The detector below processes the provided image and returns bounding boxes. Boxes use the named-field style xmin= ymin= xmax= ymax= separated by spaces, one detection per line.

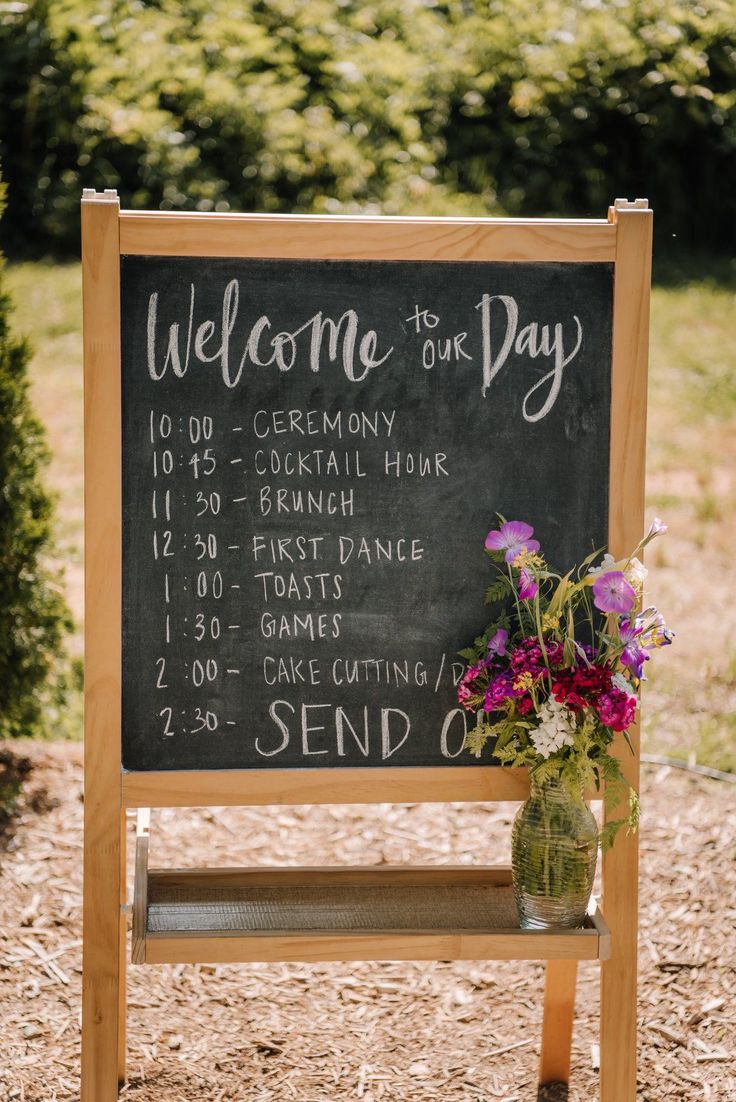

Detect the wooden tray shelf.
xmin=133 ymin=821 xmax=610 ymax=966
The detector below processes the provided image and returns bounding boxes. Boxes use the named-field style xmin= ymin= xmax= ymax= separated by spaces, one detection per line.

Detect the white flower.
xmin=588 ymin=553 xmax=647 ymax=590
xmin=647 ymin=517 xmax=668 ymax=538
xmin=530 ymin=698 xmax=576 ymax=759
xmin=625 ymin=556 xmax=648 ymax=589
xmin=611 ymin=672 xmax=634 ymax=695
xmin=587 ymin=552 xmax=616 ymax=578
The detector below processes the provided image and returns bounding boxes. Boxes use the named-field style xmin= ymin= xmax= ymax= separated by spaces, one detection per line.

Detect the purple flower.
xmin=461 ymin=660 xmax=490 ymax=684
xmin=510 ymin=637 xmax=545 ymax=677
xmin=618 ymin=614 xmax=655 ymax=677
xmin=485 ymin=520 xmax=541 ymax=563
xmin=484 ymin=672 xmax=518 ymax=711
xmin=518 ymin=568 xmax=538 ymax=600
xmin=623 ymin=610 xmax=674 ymax=654
xmin=487 ymin=628 xmax=508 ymax=657
xmin=592 ymin=571 xmax=636 ymax=615
xmin=621 ymin=643 xmax=649 ymax=680
xmin=619 ymin=616 xmax=643 ymax=645
xmin=644 ymin=612 xmax=675 ymax=650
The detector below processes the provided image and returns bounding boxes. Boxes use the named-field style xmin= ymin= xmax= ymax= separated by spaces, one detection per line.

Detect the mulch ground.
xmin=1 ymin=742 xmax=734 ymax=1102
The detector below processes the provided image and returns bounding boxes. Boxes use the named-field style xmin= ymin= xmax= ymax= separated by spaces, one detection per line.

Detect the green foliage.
xmin=599 ymin=791 xmax=639 ymax=852
xmin=0 ymin=172 xmax=76 ymax=738
xmin=0 ymin=747 xmax=33 ymax=828
xmin=444 ymin=0 xmax=736 ymax=254
xmin=1 ymin=0 xmax=734 ymax=255
xmin=485 ymin=574 xmax=512 ymax=606
xmin=464 ymin=722 xmax=493 ymax=759
xmin=0 ymin=0 xmax=482 ymax=254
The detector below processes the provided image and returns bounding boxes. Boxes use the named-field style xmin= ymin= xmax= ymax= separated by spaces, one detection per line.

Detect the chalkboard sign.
xmin=120 ymin=256 xmax=612 ymax=772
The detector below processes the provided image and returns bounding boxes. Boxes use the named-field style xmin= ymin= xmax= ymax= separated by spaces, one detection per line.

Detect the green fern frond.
xmin=484 ymin=576 xmax=511 ymax=605
xmin=464 ymin=724 xmax=492 ymax=758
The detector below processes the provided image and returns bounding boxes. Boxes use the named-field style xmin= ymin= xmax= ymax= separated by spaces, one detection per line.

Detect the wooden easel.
xmin=81 ymin=193 xmax=651 ymax=1100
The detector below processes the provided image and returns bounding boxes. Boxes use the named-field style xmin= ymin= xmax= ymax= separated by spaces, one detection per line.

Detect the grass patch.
xmin=650 ymin=281 xmax=736 ymax=423
xmin=646 ymin=492 xmax=684 ymax=511
xmin=5 ymin=261 xmax=83 ymax=615
xmin=697 ymin=715 xmax=736 ymax=775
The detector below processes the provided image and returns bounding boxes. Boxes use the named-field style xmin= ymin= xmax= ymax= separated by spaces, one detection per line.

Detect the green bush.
xmin=0 ymin=0 xmax=482 ymax=254
xmin=0 ymin=171 xmax=76 ymax=738
xmin=0 ymin=0 xmax=734 ymax=255
xmin=443 ymin=0 xmax=736 ymax=254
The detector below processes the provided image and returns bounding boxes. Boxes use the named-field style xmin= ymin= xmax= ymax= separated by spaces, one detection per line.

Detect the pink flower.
xmin=487 ymin=628 xmax=509 ymax=657
xmin=518 ymin=568 xmax=538 ymax=600
xmin=485 ymin=520 xmax=540 ymax=563
xmin=509 ymin=636 xmax=563 ymax=677
xmin=592 ymin=571 xmax=636 ymax=615
xmin=597 ymin=688 xmax=637 ymax=732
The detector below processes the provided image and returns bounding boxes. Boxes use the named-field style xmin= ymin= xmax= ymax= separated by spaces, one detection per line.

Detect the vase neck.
xmin=529 ymin=774 xmax=584 ymax=802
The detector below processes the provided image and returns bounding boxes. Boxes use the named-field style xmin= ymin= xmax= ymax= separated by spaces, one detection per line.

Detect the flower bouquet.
xmin=458 ymin=518 xmax=673 ymax=929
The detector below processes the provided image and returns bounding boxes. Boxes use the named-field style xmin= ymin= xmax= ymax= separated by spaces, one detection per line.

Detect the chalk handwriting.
xmin=147 ymin=280 xmax=394 ymax=386
xmin=476 ymin=293 xmax=583 ymax=421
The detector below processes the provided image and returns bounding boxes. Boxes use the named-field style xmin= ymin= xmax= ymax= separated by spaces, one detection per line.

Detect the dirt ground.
xmin=1 ymin=742 xmax=734 ymax=1102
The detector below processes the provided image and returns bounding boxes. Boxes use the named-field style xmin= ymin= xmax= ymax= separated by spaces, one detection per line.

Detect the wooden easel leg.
xmin=539 ymin=959 xmax=577 ymax=1091
xmin=599 ymin=199 xmax=649 ymax=1102
xmin=118 ymin=810 xmax=127 ymax=1085
xmin=600 ymin=823 xmax=638 ymax=1102
xmin=81 ymin=786 xmax=123 ymax=1102
xmin=81 ymin=189 xmax=123 ymax=1102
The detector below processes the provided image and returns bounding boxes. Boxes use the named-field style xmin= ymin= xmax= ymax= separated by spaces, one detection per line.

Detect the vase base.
xmin=517 ymin=893 xmax=590 ymax=930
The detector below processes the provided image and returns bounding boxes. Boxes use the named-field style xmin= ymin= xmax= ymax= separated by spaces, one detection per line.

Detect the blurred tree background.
xmin=1 ymin=0 xmax=734 ymax=258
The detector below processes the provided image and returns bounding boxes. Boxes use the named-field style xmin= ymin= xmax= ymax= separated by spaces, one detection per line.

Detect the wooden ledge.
xmin=122 ymin=765 xmax=533 ymax=808
xmin=132 ymin=856 xmax=611 ymax=965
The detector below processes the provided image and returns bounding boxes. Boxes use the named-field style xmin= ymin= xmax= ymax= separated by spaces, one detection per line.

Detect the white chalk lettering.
xmin=381 ymin=708 xmax=411 ymax=760
xmin=335 ymin=707 xmax=370 ymax=757
xmin=256 ymin=700 xmax=292 ymax=756
xmin=146 ymin=281 xmax=394 ymax=386
xmin=476 ymin=293 xmax=583 ymax=420
xmin=440 ymin=708 xmax=469 ymax=759
xmin=301 ymin=704 xmax=331 ymax=756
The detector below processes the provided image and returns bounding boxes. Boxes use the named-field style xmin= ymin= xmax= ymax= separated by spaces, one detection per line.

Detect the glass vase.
xmin=511 ymin=775 xmax=598 ymax=930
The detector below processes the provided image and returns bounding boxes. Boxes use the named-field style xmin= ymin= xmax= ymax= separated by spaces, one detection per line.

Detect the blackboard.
xmin=120 ymin=256 xmax=612 ymax=772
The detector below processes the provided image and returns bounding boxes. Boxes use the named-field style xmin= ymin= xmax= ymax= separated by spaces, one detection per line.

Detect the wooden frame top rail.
xmin=118 ymin=210 xmax=617 ymax=262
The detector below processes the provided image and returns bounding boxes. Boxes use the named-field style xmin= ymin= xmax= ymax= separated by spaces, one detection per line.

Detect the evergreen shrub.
xmin=0 ymin=171 xmax=76 ymax=738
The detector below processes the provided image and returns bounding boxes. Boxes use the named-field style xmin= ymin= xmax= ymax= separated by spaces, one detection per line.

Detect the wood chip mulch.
xmin=1 ymin=742 xmax=734 ymax=1102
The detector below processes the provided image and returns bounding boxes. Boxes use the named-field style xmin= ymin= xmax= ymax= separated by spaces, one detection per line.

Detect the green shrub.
xmin=0 ymin=0 xmax=734 ymax=255
xmin=0 ymin=170 xmax=76 ymax=738
xmin=444 ymin=0 xmax=736 ymax=254
xmin=0 ymin=0 xmax=482 ymax=254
